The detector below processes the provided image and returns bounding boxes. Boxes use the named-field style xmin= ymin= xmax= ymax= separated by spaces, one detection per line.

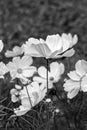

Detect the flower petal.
xmin=62 ymin=33 xmax=71 ymax=52
xmin=75 ymin=60 xmax=87 ymax=76
xmin=22 ymin=66 xmax=36 ymax=77
xmin=19 ymin=55 xmax=33 ymax=69
xmin=33 ymin=76 xmax=46 ymax=83
xmin=46 ymin=34 xmax=62 ymax=52
xmin=14 ymin=105 xmax=29 ymax=116
xmin=0 ymin=62 xmax=9 ymax=75
xmin=50 ymin=62 xmax=64 ymax=81
xmin=67 ymin=88 xmax=79 ymax=99
xmin=67 ymin=71 xmax=80 ymax=81
xmin=81 ymin=76 xmax=87 ymax=92
xmin=38 ymin=66 xmax=47 ymax=78
xmin=11 ymin=95 xmax=19 ymax=103
xmin=63 ymin=79 xmax=80 ymax=92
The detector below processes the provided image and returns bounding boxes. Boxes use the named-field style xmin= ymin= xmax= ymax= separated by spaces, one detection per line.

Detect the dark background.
xmin=0 ymin=0 xmax=87 ymax=130
xmin=0 ymin=0 xmax=87 ymax=56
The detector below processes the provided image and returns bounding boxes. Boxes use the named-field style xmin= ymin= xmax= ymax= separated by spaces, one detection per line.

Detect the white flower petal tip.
xmin=24 ymin=33 xmax=78 ymax=59
xmin=0 ymin=40 xmax=4 ymax=52
xmin=5 ymin=45 xmax=24 ymax=58
xmin=14 ymin=105 xmax=29 ymax=116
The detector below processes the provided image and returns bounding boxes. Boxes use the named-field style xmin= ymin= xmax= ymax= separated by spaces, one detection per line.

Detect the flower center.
xmin=49 ymin=77 xmax=54 ymax=81
xmin=17 ymin=68 xmax=23 ymax=74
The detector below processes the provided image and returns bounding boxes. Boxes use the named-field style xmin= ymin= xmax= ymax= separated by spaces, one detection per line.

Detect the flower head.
xmin=24 ymin=34 xmax=78 ymax=59
xmin=63 ymin=60 xmax=87 ymax=99
xmin=33 ymin=62 xmax=65 ymax=89
xmin=6 ymin=55 xmax=37 ymax=80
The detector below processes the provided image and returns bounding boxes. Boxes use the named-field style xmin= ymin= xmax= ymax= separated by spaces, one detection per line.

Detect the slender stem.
xmin=46 ymin=59 xmax=49 ymax=94
xmin=25 ymin=86 xmax=32 ymax=108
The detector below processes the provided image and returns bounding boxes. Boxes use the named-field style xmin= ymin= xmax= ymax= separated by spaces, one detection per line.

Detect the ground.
xmin=0 ymin=0 xmax=87 ymax=130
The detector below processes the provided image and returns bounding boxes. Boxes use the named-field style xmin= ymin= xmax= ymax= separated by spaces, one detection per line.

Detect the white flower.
xmin=33 ymin=62 xmax=65 ymax=89
xmin=6 ymin=55 xmax=37 ymax=80
xmin=0 ymin=40 xmax=4 ymax=52
xmin=0 ymin=62 xmax=8 ymax=78
xmin=24 ymin=34 xmax=78 ymax=59
xmin=63 ymin=60 xmax=87 ymax=99
xmin=5 ymin=45 xmax=24 ymax=57
xmin=14 ymin=82 xmax=47 ymax=116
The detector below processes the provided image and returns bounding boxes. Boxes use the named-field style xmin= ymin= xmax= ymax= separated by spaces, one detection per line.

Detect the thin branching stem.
xmin=46 ymin=59 xmax=49 ymax=94
xmin=25 ymin=85 xmax=32 ymax=108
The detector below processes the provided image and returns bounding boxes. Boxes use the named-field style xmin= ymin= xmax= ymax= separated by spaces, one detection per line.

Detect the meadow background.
xmin=0 ymin=0 xmax=87 ymax=130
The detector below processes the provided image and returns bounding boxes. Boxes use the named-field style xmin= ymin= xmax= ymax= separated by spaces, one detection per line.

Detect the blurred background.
xmin=0 ymin=0 xmax=87 ymax=56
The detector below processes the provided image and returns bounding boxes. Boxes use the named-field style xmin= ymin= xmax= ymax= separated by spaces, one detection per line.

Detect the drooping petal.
xmin=67 ymin=71 xmax=80 ymax=81
xmin=55 ymin=48 xmax=75 ymax=58
xmin=62 ymin=48 xmax=75 ymax=57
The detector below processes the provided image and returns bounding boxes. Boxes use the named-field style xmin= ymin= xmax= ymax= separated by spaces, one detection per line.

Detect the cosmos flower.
xmin=0 ymin=62 xmax=9 ymax=78
xmin=0 ymin=40 xmax=4 ymax=52
xmin=23 ymin=33 xmax=78 ymax=59
xmin=63 ymin=60 xmax=87 ymax=99
xmin=5 ymin=45 xmax=24 ymax=57
xmin=33 ymin=62 xmax=65 ymax=89
xmin=14 ymin=82 xmax=47 ymax=116
xmin=6 ymin=55 xmax=37 ymax=80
